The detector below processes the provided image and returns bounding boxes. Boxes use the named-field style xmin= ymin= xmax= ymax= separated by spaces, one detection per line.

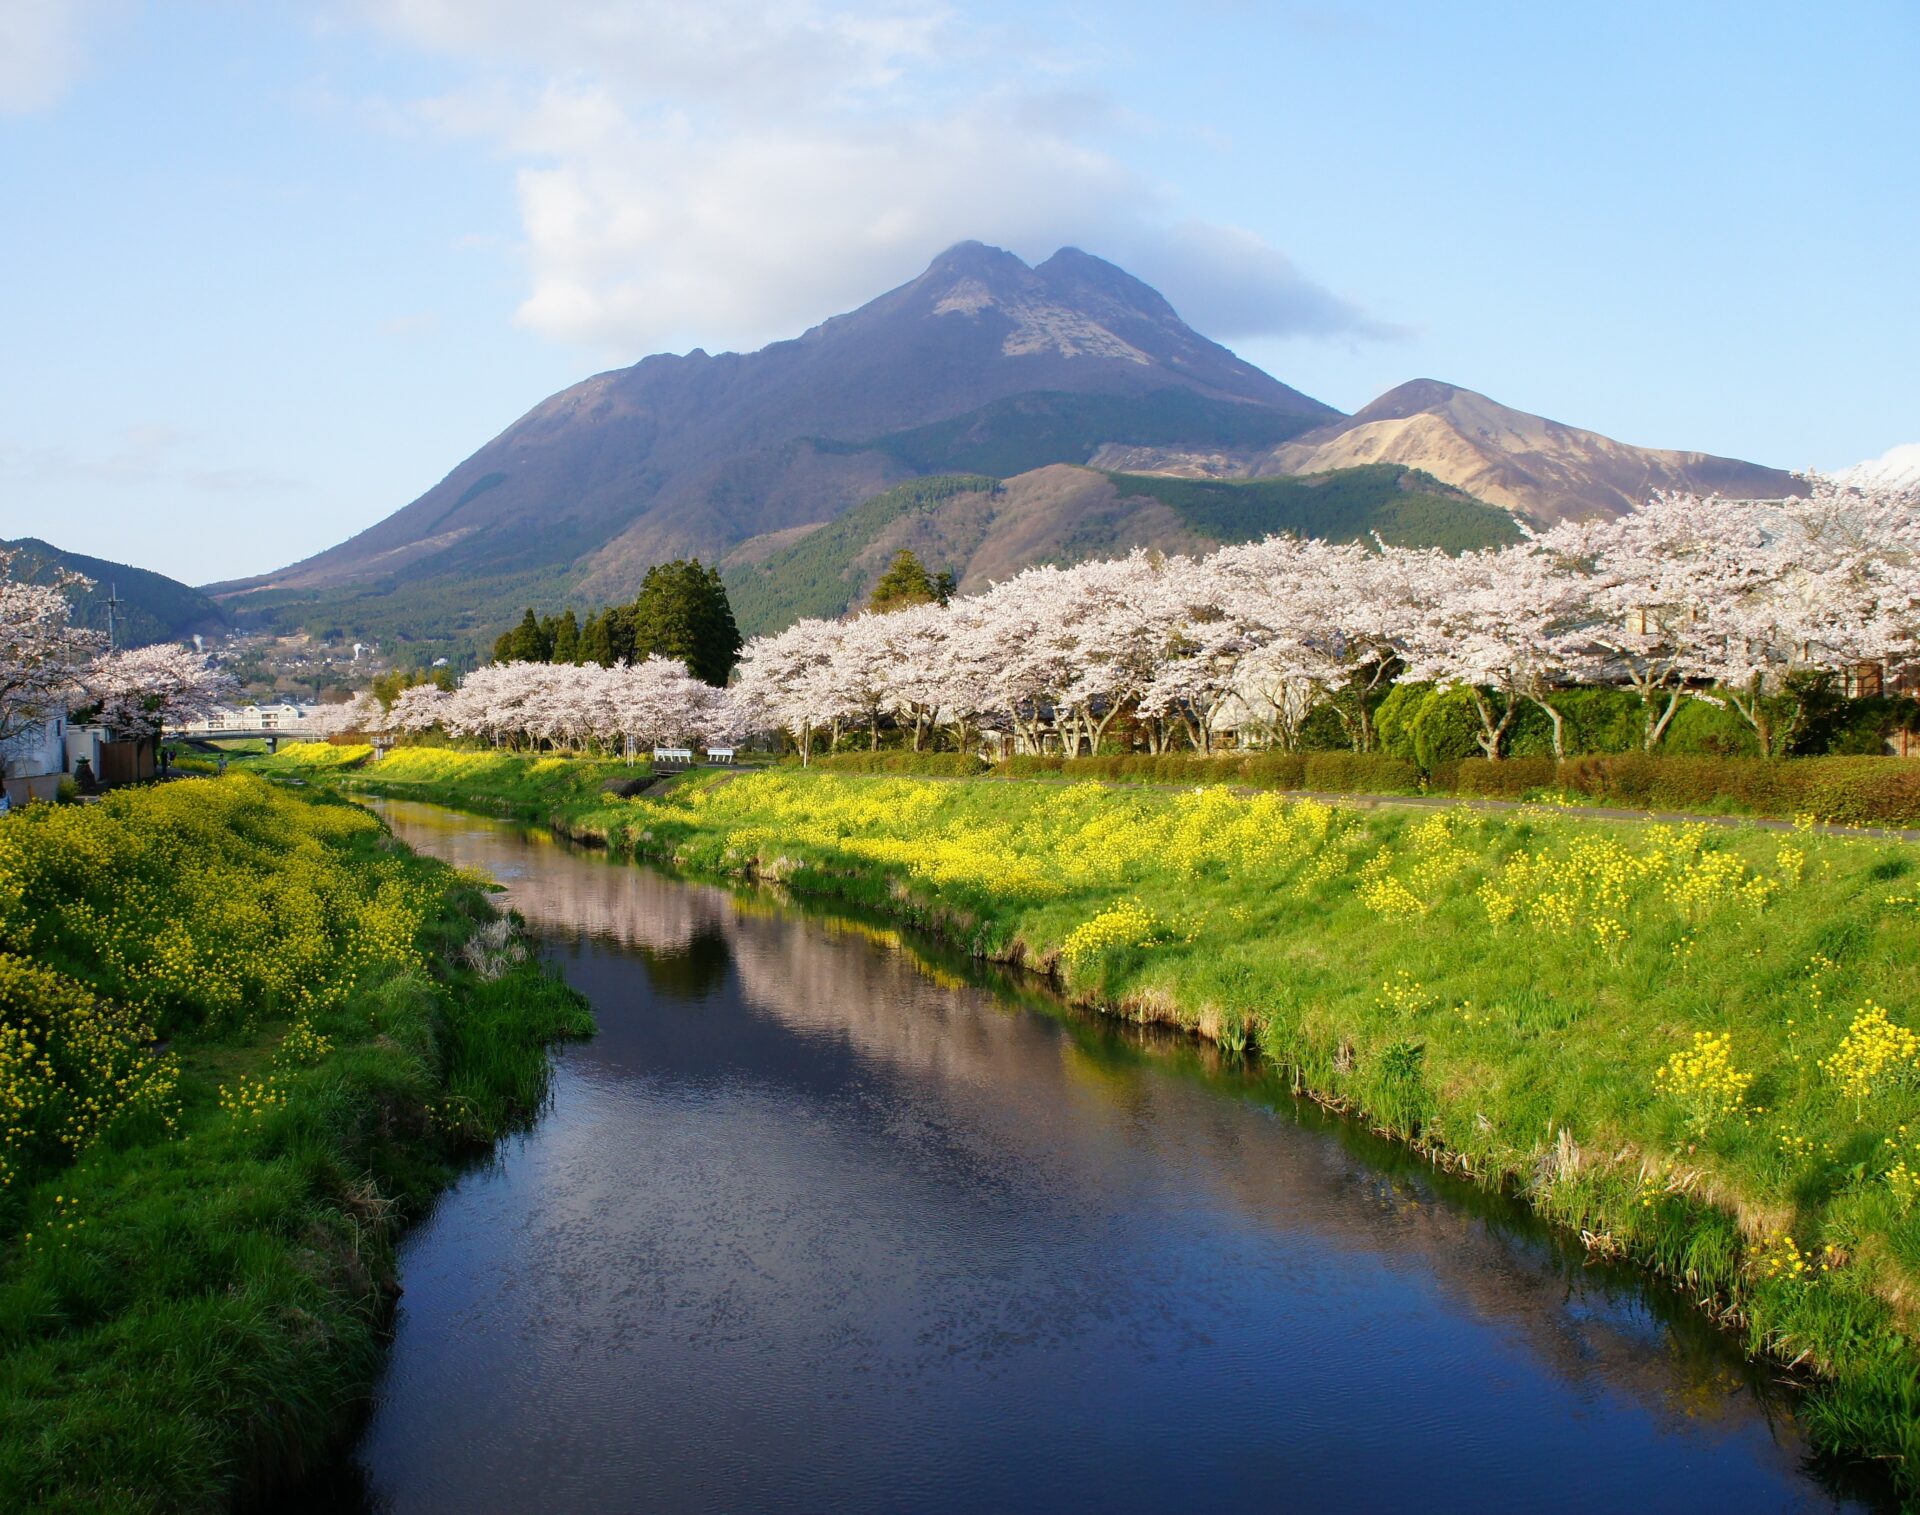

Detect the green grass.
xmin=0 ymin=781 xmax=592 ymax=1510
xmin=332 ymin=755 xmax=1920 ymax=1489
xmin=259 ymin=744 xmax=653 ymax=825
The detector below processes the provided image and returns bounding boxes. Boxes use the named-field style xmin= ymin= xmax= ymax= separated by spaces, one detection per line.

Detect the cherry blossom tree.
xmin=87 ymin=644 xmax=240 ymax=739
xmin=1534 ymin=492 xmax=1771 ymax=750
xmin=1400 ymin=541 xmax=1605 ymax=760
xmin=383 ymin=682 xmax=453 ymax=736
xmin=305 ymin=691 xmax=381 ymax=738
xmin=0 ymin=548 xmax=101 ymax=746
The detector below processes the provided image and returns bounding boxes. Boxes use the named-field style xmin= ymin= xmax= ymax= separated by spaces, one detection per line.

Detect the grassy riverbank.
xmin=254 ymin=743 xmax=644 ymax=823
xmin=298 ymin=748 xmax=1920 ymax=1488
xmin=0 ymin=776 xmax=591 ymax=1511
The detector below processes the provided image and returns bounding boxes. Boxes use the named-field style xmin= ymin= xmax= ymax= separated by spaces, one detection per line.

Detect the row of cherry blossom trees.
xmin=727 ymin=476 xmax=1920 ymax=762
xmin=24 ymin=474 xmax=1900 ymax=771
xmin=364 ymin=657 xmax=735 ymax=753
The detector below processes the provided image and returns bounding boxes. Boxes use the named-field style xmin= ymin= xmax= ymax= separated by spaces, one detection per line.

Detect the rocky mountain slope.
xmin=213 ymin=245 xmax=1797 ymax=648
xmin=214 ymin=243 xmax=1332 ymax=641
xmin=1095 ymin=379 xmax=1798 ymax=523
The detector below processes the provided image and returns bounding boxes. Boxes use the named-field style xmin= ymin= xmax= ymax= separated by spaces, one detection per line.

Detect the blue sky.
xmin=2 ymin=1 xmax=1915 ymax=584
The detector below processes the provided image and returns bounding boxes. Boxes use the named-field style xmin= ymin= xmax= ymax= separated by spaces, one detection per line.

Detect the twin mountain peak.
xmin=220 ymin=242 xmax=1794 ymax=639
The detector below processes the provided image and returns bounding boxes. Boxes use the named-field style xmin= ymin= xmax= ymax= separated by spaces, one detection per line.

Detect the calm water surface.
xmin=330 ymin=800 xmax=1882 ymax=1513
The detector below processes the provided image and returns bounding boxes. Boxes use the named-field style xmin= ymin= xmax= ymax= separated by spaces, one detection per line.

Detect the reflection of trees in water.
xmin=377 ymin=801 xmax=734 ymax=956
xmin=633 ymin=927 xmax=733 ymax=999
xmin=382 ymin=801 xmax=1811 ymax=1462
xmin=716 ymin=911 xmax=1795 ymax=1440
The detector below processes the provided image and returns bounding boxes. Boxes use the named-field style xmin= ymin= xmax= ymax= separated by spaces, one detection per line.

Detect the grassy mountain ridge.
xmin=3 ymin=537 xmax=227 ymax=647
xmin=722 ymin=463 xmax=1521 ymax=636
xmin=723 ymin=475 xmax=1000 ymax=633
xmin=1105 ymin=465 xmax=1525 ymax=552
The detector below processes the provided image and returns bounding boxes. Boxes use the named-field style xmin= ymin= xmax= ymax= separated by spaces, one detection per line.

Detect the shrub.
xmin=1303 ymin=752 xmax=1420 ymax=794
xmin=1409 ymin=685 xmax=1486 ymax=769
xmin=1798 ymin=694 xmax=1920 ymax=757
xmin=1372 ymin=681 xmax=1431 ymax=762
xmin=1432 ymin=754 xmax=1920 ymax=825
xmin=1295 ymin=702 xmax=1351 ymax=751
xmin=1664 ymin=697 xmax=1761 ymax=757
xmin=1543 ymin=687 xmax=1643 ymax=755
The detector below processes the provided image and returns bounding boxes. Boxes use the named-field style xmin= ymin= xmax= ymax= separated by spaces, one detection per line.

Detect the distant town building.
xmin=176 ymin=703 xmax=315 ymax=735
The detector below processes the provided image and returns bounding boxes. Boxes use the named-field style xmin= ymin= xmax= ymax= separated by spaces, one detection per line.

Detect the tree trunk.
xmin=1469 ymin=688 xmax=1516 ymax=760
xmin=1526 ymin=695 xmax=1566 ymax=762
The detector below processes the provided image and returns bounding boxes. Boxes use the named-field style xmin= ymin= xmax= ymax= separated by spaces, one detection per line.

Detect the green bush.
xmin=1797 ymin=694 xmax=1920 ymax=757
xmin=1372 ymin=681 xmax=1431 ymax=762
xmin=1409 ymin=685 xmax=1486 ymax=769
xmin=1302 ymin=751 xmax=1420 ymax=793
xmin=1662 ymin=697 xmax=1761 ymax=757
xmin=1295 ymin=702 xmax=1351 ymax=751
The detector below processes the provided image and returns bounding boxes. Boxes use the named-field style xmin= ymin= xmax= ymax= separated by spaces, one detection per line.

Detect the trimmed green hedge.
xmin=809 ymin=751 xmax=990 ymax=776
xmin=1433 ymin=754 xmax=1920 ymax=826
xmin=996 ymin=751 xmax=1422 ymax=794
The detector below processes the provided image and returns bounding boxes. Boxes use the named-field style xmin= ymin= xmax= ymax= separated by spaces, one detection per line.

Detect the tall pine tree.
xmin=868 ymin=549 xmax=951 ymax=612
xmin=619 ymin=560 xmax=742 ymax=685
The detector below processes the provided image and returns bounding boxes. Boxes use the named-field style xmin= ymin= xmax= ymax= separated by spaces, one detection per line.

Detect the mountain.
xmin=3 ymin=537 xmax=226 ymax=648
xmin=1839 ymin=443 xmax=1920 ymax=491
xmin=216 ymin=246 xmax=1798 ymax=649
xmin=214 ymin=243 xmax=1334 ymax=643
xmin=1094 ymin=379 xmax=1799 ymax=524
xmin=723 ymin=462 xmax=1521 ymax=636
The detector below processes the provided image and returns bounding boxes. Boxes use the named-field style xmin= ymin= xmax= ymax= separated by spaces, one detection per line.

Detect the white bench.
xmin=706 ymin=747 xmax=736 ymax=764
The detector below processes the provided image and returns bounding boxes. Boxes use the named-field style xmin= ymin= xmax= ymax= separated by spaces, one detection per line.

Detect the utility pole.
xmin=104 ymin=581 xmax=125 ymax=652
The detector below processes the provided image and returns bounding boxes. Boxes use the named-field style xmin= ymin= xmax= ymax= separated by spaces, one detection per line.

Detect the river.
xmin=317 ymin=800 xmax=1882 ymax=1513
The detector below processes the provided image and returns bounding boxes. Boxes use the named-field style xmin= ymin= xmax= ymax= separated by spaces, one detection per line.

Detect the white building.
xmin=1 ymin=711 xmax=70 ymax=803
xmin=176 ymin=703 xmax=315 ymax=735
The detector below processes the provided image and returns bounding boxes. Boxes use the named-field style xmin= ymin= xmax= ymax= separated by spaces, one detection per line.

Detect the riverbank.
xmin=0 ymin=777 xmax=592 ymax=1511
xmin=282 ymin=749 xmax=1920 ymax=1490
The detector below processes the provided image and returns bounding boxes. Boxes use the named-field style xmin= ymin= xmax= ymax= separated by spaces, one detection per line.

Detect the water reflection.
xmin=340 ymin=801 xmax=1883 ymax=1514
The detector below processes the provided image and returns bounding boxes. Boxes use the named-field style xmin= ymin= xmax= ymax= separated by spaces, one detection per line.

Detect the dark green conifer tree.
xmin=619 ymin=559 xmax=742 ymax=685
xmin=579 ymin=610 xmax=615 ymax=667
xmin=868 ymin=549 xmax=949 ymax=612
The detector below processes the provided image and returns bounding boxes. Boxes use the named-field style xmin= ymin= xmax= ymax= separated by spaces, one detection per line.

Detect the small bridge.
xmin=169 ymin=730 xmax=297 ymax=747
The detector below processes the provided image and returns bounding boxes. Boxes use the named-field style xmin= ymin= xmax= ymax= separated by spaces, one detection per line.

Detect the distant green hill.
xmin=723 ymin=475 xmax=999 ymax=633
xmin=1103 ymin=464 xmax=1525 ymax=553
xmin=722 ymin=462 xmax=1521 ymax=637
xmin=3 ymin=537 xmax=227 ymax=647
xmin=223 ymin=564 xmax=575 ymax=665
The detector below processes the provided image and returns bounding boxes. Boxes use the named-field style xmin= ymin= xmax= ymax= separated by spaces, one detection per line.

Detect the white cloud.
xmin=1837 ymin=442 xmax=1920 ymax=489
xmin=346 ymin=0 xmax=1395 ymax=356
xmin=0 ymin=0 xmax=120 ymax=115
